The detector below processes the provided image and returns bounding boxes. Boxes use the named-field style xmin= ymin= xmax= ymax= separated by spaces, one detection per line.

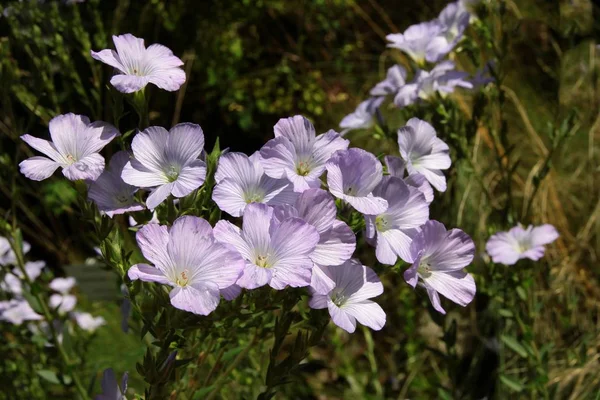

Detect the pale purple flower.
xmin=73 ymin=312 xmax=106 ymax=332
xmin=212 ymin=152 xmax=297 ymax=217
xmin=49 ymin=277 xmax=76 ymax=294
xmin=386 ymin=20 xmax=450 ymax=64
xmin=309 ymin=260 xmax=385 ymax=333
xmin=260 ymin=115 xmax=349 ymax=191
xmin=128 ymin=216 xmax=245 ymax=315
xmin=339 ymin=97 xmax=384 ymax=132
xmin=365 ymin=176 xmax=429 ymax=264
xmin=220 ymin=284 xmax=242 ymax=301
xmin=326 ymin=148 xmax=388 ymax=215
xmin=398 ymin=118 xmax=451 ymax=191
xmin=384 ymin=155 xmax=434 ymax=204
xmin=272 ymin=188 xmax=356 ymax=294
xmin=370 ymin=65 xmax=407 ymax=96
xmin=404 ymin=220 xmax=476 ymax=314
xmin=436 ymin=1 xmax=471 ymax=53
xmin=95 ymin=368 xmax=128 ymax=400
xmin=394 ymin=62 xmax=473 ymax=107
xmin=50 ymin=293 xmax=77 ymax=314
xmin=0 ymin=237 xmax=30 ymax=266
xmin=213 ymin=203 xmax=319 ymax=290
xmin=485 ymin=224 xmax=559 ymax=265
xmin=0 ymin=299 xmax=43 ymax=325
xmin=89 ymin=151 xmax=144 ymax=217
xmin=91 ymin=33 xmax=185 ymax=93
xmin=121 ymin=123 xmax=206 ymax=210
xmin=20 ymin=113 xmax=119 ymax=181
xmin=471 ymin=62 xmax=495 ymax=88
xmin=1 ymin=261 xmax=46 ymax=295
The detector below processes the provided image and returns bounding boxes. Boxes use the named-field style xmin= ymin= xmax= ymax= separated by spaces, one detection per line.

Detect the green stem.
xmin=205 ymin=332 xmax=258 ymax=400
xmin=9 ymin=232 xmax=90 ymax=400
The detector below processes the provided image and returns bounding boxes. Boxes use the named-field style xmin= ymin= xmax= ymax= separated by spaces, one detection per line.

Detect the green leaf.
xmin=501 ymin=335 xmax=528 ymax=358
xmin=498 ymin=308 xmax=513 ymax=317
xmin=437 ymin=387 xmax=453 ymax=400
xmin=193 ymin=385 xmax=215 ymax=399
xmin=516 ymin=286 xmax=527 ymax=301
xmin=37 ymin=369 xmax=60 ymax=384
xmin=500 ymin=374 xmax=524 ymax=392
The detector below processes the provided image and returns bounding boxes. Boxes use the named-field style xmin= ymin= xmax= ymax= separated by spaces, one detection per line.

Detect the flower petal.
xmin=19 ymin=157 xmax=60 ymax=181
xmin=169 ymin=285 xmax=220 ymax=315
xmin=62 ymin=153 xmax=105 ymax=181
xmin=128 ymin=264 xmax=170 ymax=285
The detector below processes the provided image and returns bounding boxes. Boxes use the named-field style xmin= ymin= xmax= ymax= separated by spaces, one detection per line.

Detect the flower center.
xmin=296 ymin=161 xmax=311 ymax=176
xmin=417 ymin=259 xmax=432 ymax=278
xmin=345 ymin=186 xmax=354 ymax=196
xmin=165 ymin=165 xmax=180 ymax=182
xmin=375 ymin=215 xmax=389 ymax=231
xmin=65 ymin=154 xmax=76 ymax=165
xmin=330 ymin=289 xmax=346 ymax=307
xmin=115 ymin=194 xmax=131 ymax=205
xmin=255 ymin=255 xmax=270 ymax=268
xmin=244 ymin=187 xmax=265 ymax=204
xmin=175 ymin=269 xmax=190 ymax=287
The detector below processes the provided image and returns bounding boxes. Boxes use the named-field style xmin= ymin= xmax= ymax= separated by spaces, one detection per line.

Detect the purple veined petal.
xmin=48 ymin=113 xmax=90 ymax=158
xmin=77 ymin=121 xmax=120 ymax=157
xmin=327 ymin=300 xmax=357 ymax=333
xmin=128 ymin=264 xmax=171 ymax=285
xmin=394 ymin=83 xmax=419 ymax=107
xmin=339 ymin=98 xmax=384 ymax=131
xmin=405 ymin=174 xmax=434 ymax=204
xmin=273 ymin=115 xmax=316 ymax=156
xmin=345 ymin=194 xmax=388 ymax=215
xmin=21 ymin=134 xmax=63 ymax=163
xmin=341 ymin=301 xmax=386 ymax=331
xmin=380 ymin=228 xmax=418 ymax=264
xmin=213 ymin=220 xmax=253 ymax=260
xmin=260 ymin=177 xmax=299 ymax=207
xmin=485 ymin=231 xmax=520 ymax=265
xmin=122 ymin=160 xmax=169 ymax=188
xmin=146 ymin=63 xmax=186 ymax=92
xmin=308 ymin=292 xmax=329 ymax=309
xmin=425 ymin=35 xmax=452 ymax=63
xmin=165 ymin=123 xmax=204 ymax=167
xmin=386 ymin=20 xmax=443 ymax=63
xmin=312 ymin=220 xmax=356 ymax=266
xmin=110 ymin=74 xmax=150 ymax=93
xmin=235 ymin=263 xmax=273 ymax=289
xmin=169 ymin=284 xmax=220 ymax=316
xmin=404 ymin=252 xmax=422 ymax=287
xmin=311 ymin=130 xmax=350 ymax=167
xmin=145 ymin=44 xmax=184 ymax=69
xmin=423 ymin=270 xmax=476 ymax=307
xmin=259 ymin=137 xmax=297 ymax=180
xmin=370 ymin=65 xmax=407 ymax=96
xmin=19 ymin=157 xmax=60 ymax=181
xmin=384 ymin=155 xmax=406 ymax=178
xmin=220 ymin=284 xmax=242 ymax=301
xmin=212 ymin=178 xmax=249 ymax=217
xmin=375 ymin=230 xmax=401 ymax=265
xmin=145 ymin=183 xmax=174 ymax=209
xmin=135 ymin=223 xmax=174 ymax=272
xmin=241 ymin=203 xmax=274 ymax=253
xmin=310 ymin=264 xmax=336 ymax=295
xmin=90 ymin=49 xmax=125 ymax=72
xmin=62 ymin=153 xmax=105 ymax=181
xmin=530 ymin=224 xmax=559 ymax=247
xmin=215 ymin=152 xmax=262 ymax=184
xmin=423 ymin=281 xmax=446 ymax=314
xmin=413 ymin=221 xmax=475 ymax=271
xmin=283 ymin=166 xmax=323 ymax=193
xmin=112 ymin=34 xmax=146 ymax=69
xmin=130 ymin=127 xmax=170 ymax=172
xmin=345 ymin=265 xmax=384 ymax=303
xmin=294 ymin=188 xmax=337 ymax=234
xmin=268 ymin=218 xmax=319 ymax=289
xmin=171 ymin=159 xmax=206 ymax=197
xmin=413 ymin=168 xmax=447 ymax=192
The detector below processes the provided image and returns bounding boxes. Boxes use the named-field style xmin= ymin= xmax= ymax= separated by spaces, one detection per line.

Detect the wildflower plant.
xmin=0 ymin=0 xmax=566 ymax=398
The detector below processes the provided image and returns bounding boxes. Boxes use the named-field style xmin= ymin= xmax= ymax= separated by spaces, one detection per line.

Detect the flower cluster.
xmin=340 ymin=0 xmax=489 ymax=132
xmin=18 ymin=32 xmax=482 ymax=336
xmin=0 ymin=237 xmax=105 ymax=332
